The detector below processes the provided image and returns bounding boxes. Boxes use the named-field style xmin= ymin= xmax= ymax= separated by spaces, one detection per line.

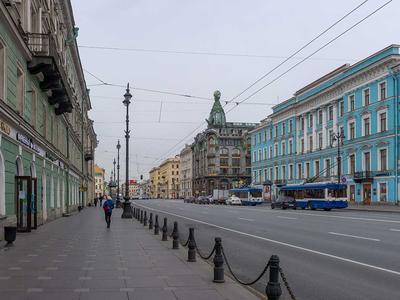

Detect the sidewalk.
xmin=346 ymin=202 xmax=400 ymax=213
xmin=0 ymin=207 xmax=260 ymax=300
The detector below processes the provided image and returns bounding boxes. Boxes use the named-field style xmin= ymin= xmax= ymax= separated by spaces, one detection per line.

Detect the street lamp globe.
xmin=123 ymin=83 xmax=132 ymax=106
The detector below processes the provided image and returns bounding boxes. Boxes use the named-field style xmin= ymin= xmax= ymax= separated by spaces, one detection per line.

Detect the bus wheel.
xmin=301 ymin=207 xmax=305 ymax=210
xmin=324 ymin=208 xmax=332 ymax=211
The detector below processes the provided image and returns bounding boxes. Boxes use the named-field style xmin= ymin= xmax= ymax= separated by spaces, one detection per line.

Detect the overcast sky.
xmin=70 ymin=0 xmax=399 ymax=182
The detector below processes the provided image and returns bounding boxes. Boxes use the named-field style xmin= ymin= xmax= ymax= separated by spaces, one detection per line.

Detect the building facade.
xmin=158 ymin=156 xmax=180 ymax=199
xmin=0 ymin=0 xmax=96 ymax=236
xmin=251 ymin=45 xmax=400 ymax=204
xmin=149 ymin=166 xmax=160 ymax=198
xmin=179 ymin=144 xmax=192 ymax=199
xmin=192 ymin=91 xmax=256 ymax=196
xmin=94 ymin=164 xmax=105 ymax=198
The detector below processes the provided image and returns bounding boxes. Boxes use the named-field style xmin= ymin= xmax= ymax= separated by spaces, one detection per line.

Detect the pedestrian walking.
xmin=94 ymin=197 xmax=98 ymax=207
xmin=103 ymin=196 xmax=114 ymax=228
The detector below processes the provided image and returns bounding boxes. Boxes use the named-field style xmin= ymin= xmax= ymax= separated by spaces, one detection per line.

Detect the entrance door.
xmin=363 ymin=184 xmax=372 ymax=205
xmin=15 ymin=176 xmax=37 ymax=232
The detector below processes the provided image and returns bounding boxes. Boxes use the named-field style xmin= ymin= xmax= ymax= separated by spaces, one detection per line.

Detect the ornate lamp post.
xmin=116 ymin=140 xmax=121 ymax=206
xmin=121 ymin=83 xmax=133 ymax=218
xmin=331 ymin=132 xmax=345 ymax=184
xmin=113 ymin=158 xmax=116 ymax=184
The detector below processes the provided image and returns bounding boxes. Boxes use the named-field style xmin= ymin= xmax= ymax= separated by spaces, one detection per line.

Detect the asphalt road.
xmin=133 ymin=199 xmax=400 ymax=300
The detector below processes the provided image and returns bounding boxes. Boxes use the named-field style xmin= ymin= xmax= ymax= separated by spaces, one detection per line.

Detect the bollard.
xmin=154 ymin=215 xmax=159 ymax=235
xmin=133 ymin=207 xmax=136 ymax=218
xmin=137 ymin=209 xmax=140 ymax=220
xmin=162 ymin=217 xmax=168 ymax=241
xmin=140 ymin=211 xmax=144 ymax=224
xmin=213 ymin=237 xmax=224 ymax=283
xmin=144 ymin=211 xmax=148 ymax=226
xmin=135 ymin=208 xmax=139 ymax=220
xmin=149 ymin=212 xmax=153 ymax=230
xmin=187 ymin=228 xmax=196 ymax=262
xmin=265 ymin=255 xmax=282 ymax=300
xmin=172 ymin=221 xmax=179 ymax=249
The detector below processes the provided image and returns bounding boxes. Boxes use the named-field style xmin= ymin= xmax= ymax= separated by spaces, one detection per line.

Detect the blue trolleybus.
xmin=279 ymin=183 xmax=348 ymax=211
xmin=229 ymin=187 xmax=263 ymax=206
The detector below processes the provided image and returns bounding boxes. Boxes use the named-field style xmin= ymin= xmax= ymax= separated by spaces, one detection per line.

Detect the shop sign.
xmin=16 ymin=133 xmax=45 ymax=157
xmin=0 ymin=119 xmax=11 ymax=135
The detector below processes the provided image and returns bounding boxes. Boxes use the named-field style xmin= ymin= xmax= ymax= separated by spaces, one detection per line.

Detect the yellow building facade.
xmin=149 ymin=167 xmax=160 ymax=198
xmin=158 ymin=156 xmax=180 ymax=199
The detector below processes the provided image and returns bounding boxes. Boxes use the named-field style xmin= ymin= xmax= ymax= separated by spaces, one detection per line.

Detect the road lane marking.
xmin=328 ymin=232 xmax=380 ymax=242
xmin=135 ymin=202 xmax=400 ymax=277
xmin=228 ymin=210 xmax=238 ymax=213
xmin=214 ymin=206 xmax=400 ymax=224
xmin=277 ymin=216 xmax=297 ymax=220
xmin=238 ymin=218 xmax=254 ymax=222
xmin=389 ymin=228 xmax=400 ymax=232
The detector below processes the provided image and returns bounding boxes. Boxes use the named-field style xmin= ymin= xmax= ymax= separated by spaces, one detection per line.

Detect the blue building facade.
xmin=251 ymin=45 xmax=400 ymax=204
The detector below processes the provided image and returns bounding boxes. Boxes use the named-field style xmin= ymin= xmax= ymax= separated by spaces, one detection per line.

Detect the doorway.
xmin=363 ymin=184 xmax=372 ymax=205
xmin=15 ymin=176 xmax=37 ymax=232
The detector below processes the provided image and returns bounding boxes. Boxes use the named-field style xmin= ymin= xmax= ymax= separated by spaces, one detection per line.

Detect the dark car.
xmin=271 ymin=196 xmax=297 ymax=210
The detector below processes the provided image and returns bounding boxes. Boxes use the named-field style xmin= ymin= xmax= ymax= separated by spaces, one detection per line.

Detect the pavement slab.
xmin=0 ymin=207 xmax=260 ymax=300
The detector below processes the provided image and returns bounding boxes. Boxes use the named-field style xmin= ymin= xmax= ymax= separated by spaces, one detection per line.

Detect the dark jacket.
xmin=103 ymin=199 xmax=114 ymax=213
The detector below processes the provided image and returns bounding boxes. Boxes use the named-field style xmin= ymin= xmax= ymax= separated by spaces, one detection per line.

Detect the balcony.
xmin=353 ymin=171 xmax=373 ymax=183
xmin=84 ymin=148 xmax=94 ymax=161
xmin=25 ymin=33 xmax=73 ymax=115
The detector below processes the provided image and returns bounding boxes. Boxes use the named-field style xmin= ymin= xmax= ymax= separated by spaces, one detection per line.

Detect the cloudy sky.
xmin=70 ymin=0 xmax=399 ymax=181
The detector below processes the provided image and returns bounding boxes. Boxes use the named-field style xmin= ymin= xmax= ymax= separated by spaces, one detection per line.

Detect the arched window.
xmin=220 ymin=148 xmax=229 ymax=156
xmin=232 ymin=148 xmax=241 ymax=156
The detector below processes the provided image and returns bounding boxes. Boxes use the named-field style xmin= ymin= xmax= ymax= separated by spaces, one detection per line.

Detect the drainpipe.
xmin=389 ymin=66 xmax=399 ymax=205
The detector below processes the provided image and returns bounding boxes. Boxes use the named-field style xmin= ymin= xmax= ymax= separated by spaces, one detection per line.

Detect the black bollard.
xmin=265 ymin=255 xmax=282 ymax=300
xmin=213 ymin=237 xmax=224 ymax=283
xmin=162 ymin=217 xmax=168 ymax=241
xmin=154 ymin=215 xmax=159 ymax=235
xmin=149 ymin=212 xmax=153 ymax=230
xmin=135 ymin=208 xmax=139 ymax=220
xmin=137 ymin=209 xmax=140 ymax=220
xmin=172 ymin=221 xmax=179 ymax=249
xmin=133 ymin=207 xmax=136 ymax=218
xmin=140 ymin=211 xmax=144 ymax=224
xmin=144 ymin=211 xmax=148 ymax=226
xmin=187 ymin=228 xmax=196 ymax=262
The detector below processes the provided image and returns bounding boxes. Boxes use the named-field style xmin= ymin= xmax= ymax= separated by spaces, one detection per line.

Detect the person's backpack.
xmin=103 ymin=201 xmax=111 ymax=213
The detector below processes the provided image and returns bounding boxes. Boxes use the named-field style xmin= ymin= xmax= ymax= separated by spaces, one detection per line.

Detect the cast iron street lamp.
xmin=113 ymin=158 xmax=116 ymax=183
xmin=331 ymin=132 xmax=345 ymax=184
xmin=121 ymin=83 xmax=133 ymax=218
xmin=116 ymin=140 xmax=121 ymax=206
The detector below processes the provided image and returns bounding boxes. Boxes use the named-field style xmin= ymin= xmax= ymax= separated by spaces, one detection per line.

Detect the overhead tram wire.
xmin=225 ymin=0 xmax=393 ymax=115
xmin=225 ymin=0 xmax=369 ymax=105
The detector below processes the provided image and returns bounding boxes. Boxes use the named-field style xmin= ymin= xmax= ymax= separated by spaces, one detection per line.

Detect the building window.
xmin=270 ymin=168 xmax=273 ymax=181
xmin=16 ymin=65 xmax=24 ymax=115
xmin=315 ymin=160 xmax=320 ymax=177
xmin=289 ymin=139 xmax=293 ymax=155
xmin=339 ymin=101 xmax=344 ymax=117
xmin=275 ymin=125 xmax=278 ymax=137
xmin=275 ymin=167 xmax=279 ymax=180
xmin=328 ymin=130 xmax=334 ymax=146
xmin=379 ymin=112 xmax=387 ymax=132
xmin=318 ymin=133 xmax=323 ymax=149
xmin=379 ymin=148 xmax=387 ymax=171
xmin=363 ymin=117 xmax=370 ymax=136
xmin=328 ymin=106 xmax=333 ymax=121
xmin=301 ymin=138 xmax=304 ymax=153
xmin=264 ymin=130 xmax=267 ymax=142
xmin=379 ymin=182 xmax=387 ymax=201
xmin=282 ymin=141 xmax=286 ymax=156
xmin=289 ymin=120 xmax=293 ymax=133
xmin=258 ymin=149 xmax=262 ymax=161
xmin=349 ymin=94 xmax=355 ymax=112
xmin=349 ymin=154 xmax=356 ymax=175
xmin=274 ymin=144 xmax=278 ymax=157
xmin=282 ymin=122 xmax=286 ymax=135
xmin=301 ymin=117 xmax=304 ymax=131
xmin=31 ymin=88 xmax=37 ymax=128
xmin=282 ymin=165 xmax=286 ymax=180
xmin=264 ymin=169 xmax=268 ymax=181
xmin=309 ymin=114 xmax=313 ymax=128
xmin=305 ymin=162 xmax=310 ymax=178
xmin=253 ymin=151 xmax=256 ymax=162
xmin=289 ymin=164 xmax=293 ymax=180
xmin=264 ymin=148 xmax=268 ymax=160
xmin=269 ymin=127 xmax=273 ymax=139
xmin=318 ymin=110 xmax=323 ymax=125
xmin=363 ymin=88 xmax=370 ymax=106
xmin=297 ymin=163 xmax=302 ymax=179
xmin=379 ymin=82 xmax=386 ymax=100
xmin=269 ymin=146 xmax=273 ymax=158
xmin=325 ymin=159 xmax=331 ymax=177
xmin=309 ymin=136 xmax=313 ymax=152
xmin=349 ymin=121 xmax=355 ymax=140
xmin=364 ymin=152 xmax=371 ymax=172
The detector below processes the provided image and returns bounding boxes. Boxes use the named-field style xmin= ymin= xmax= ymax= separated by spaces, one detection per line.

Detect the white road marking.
xmin=277 ymin=216 xmax=297 ymax=220
xmin=238 ymin=217 xmax=254 ymax=222
xmin=136 ymin=203 xmax=400 ymax=277
xmin=228 ymin=210 xmax=238 ymax=213
xmin=328 ymin=232 xmax=380 ymax=242
xmin=389 ymin=228 xmax=400 ymax=232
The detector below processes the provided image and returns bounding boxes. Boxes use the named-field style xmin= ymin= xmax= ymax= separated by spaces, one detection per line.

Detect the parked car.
xmin=226 ymin=195 xmax=242 ymax=206
xmin=184 ymin=197 xmax=196 ymax=203
xmin=271 ymin=195 xmax=297 ymax=210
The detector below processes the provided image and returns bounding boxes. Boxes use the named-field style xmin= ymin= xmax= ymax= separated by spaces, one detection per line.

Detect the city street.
xmin=135 ymin=199 xmax=400 ymax=300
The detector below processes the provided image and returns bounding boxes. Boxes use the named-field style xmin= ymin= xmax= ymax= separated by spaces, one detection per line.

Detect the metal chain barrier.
xmin=222 ymin=247 xmax=270 ymax=286
xmin=193 ymin=238 xmax=216 ymax=260
xmin=279 ymin=267 xmax=296 ymax=300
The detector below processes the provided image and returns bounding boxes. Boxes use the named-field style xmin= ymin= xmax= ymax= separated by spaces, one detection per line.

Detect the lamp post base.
xmin=121 ymin=199 xmax=133 ymax=219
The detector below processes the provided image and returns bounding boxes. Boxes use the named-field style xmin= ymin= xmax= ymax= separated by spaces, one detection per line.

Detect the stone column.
xmin=313 ymin=110 xmax=318 ymax=151
xmin=296 ymin=116 xmax=300 ymax=154
xmin=322 ymin=106 xmax=327 ymax=149
xmin=303 ymin=113 xmax=308 ymax=153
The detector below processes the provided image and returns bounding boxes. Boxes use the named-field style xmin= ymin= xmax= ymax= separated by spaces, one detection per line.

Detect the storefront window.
xmin=379 ymin=183 xmax=387 ymax=202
